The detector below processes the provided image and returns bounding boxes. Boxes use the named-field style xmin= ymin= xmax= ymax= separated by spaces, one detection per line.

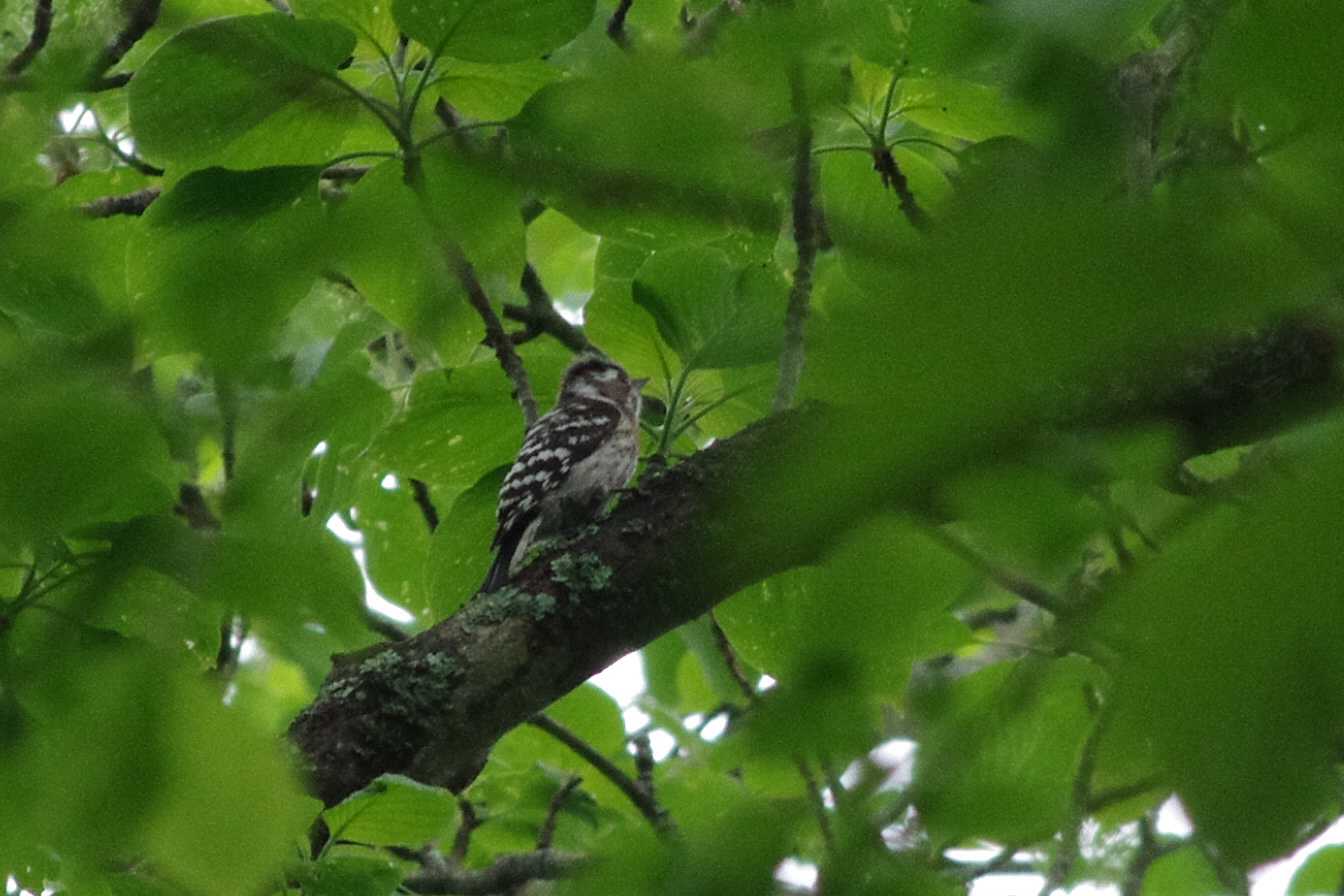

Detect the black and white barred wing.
xmin=492 ymin=398 xmax=621 ymax=550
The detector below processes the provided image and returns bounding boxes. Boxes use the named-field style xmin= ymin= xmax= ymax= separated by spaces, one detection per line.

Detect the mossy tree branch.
xmin=288 ymin=315 xmax=1341 ymax=806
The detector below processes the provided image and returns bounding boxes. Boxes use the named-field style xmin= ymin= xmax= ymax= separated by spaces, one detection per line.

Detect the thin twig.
xmin=321 ymin=163 xmax=372 ymax=182
xmin=632 ymin=734 xmax=656 ymax=801
xmin=1037 ymin=695 xmax=1108 ymax=896
xmin=773 ymin=64 xmax=816 ymax=413
xmin=709 ymin=611 xmax=835 ymax=851
xmin=403 ymin=849 xmax=587 ymax=895
xmin=212 ymin=615 xmax=248 ymax=679
xmin=409 ymin=478 xmax=440 ymax=533
xmin=448 ymin=246 xmax=539 ymax=427
xmin=537 ymin=775 xmax=582 ymax=849
xmin=4 ymin=0 xmax=54 ymax=76
xmin=924 ymin=526 xmax=1069 ymax=617
xmin=528 ymin=714 xmax=669 ymax=830
xmin=607 ymin=0 xmax=634 ymax=47
xmin=451 ymin=799 xmax=479 ymax=863
xmin=507 ymin=264 xmax=594 ymax=354
xmin=364 ymin=610 xmax=409 ymax=642
xmin=80 ymin=186 xmax=162 ymax=217
xmin=955 ymin=843 xmax=1028 ymax=881
xmin=796 ymin=755 xmax=835 ymax=851
xmin=709 ymin=611 xmax=756 ymax=704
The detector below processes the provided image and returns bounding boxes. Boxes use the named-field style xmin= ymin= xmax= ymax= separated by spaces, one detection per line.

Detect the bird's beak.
xmin=633 ymin=377 xmax=650 ymax=391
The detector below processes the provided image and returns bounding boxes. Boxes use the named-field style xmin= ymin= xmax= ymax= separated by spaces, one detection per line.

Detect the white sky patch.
xmin=590 ymin=651 xmax=645 ymax=709
xmin=1252 ymin=817 xmax=1344 ymax=895
xmin=380 ymin=473 xmax=399 ymax=490
xmin=1155 ymin=796 xmax=1193 ymax=837
xmin=776 ymin=858 xmax=818 ymax=890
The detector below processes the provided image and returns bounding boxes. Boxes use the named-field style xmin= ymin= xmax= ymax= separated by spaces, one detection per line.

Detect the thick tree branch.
xmin=403 ymin=849 xmax=586 ymax=895
xmin=288 ymin=315 xmax=1340 ymax=806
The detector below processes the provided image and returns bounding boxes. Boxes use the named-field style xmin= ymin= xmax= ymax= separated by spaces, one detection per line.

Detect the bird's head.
xmin=559 ymin=355 xmax=647 ymax=413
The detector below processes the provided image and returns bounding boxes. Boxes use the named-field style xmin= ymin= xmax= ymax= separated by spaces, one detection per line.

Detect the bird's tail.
xmin=480 ymin=526 xmax=524 ymax=594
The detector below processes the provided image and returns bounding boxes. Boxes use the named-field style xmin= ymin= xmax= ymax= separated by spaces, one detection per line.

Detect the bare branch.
xmin=409 ymin=478 xmax=440 ymax=533
xmin=529 ymin=714 xmax=669 ymax=830
xmin=923 ymin=525 xmax=1069 ymax=617
xmin=4 ymin=0 xmax=54 ymax=77
xmin=537 ymin=775 xmax=582 ymax=849
xmin=90 ymin=0 xmax=160 ymax=85
xmin=446 ymin=244 xmax=539 ymax=427
xmin=508 ymin=264 xmax=594 ymax=355
xmin=403 ymin=849 xmax=587 ymax=895
xmin=450 ymin=799 xmax=479 ymax=864
xmin=773 ymin=65 xmax=816 ymax=413
xmin=607 ymin=0 xmax=634 ymax=47
xmin=1116 ymin=1 xmax=1232 ymax=195
xmin=80 ymin=186 xmax=162 ymax=217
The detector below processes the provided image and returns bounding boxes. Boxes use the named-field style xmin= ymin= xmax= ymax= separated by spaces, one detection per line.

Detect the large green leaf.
xmin=324 ymin=774 xmax=459 ymax=847
xmin=1093 ymin=435 xmax=1344 ymax=866
xmin=393 ymin=0 xmax=594 ymax=62
xmin=910 ymin=656 xmax=1102 ymax=845
xmin=330 ymin=150 xmax=524 ymax=365
xmin=0 ymin=644 xmax=313 ymax=896
xmin=128 ymin=14 xmax=361 ymax=169
xmin=126 ymin=166 xmax=328 ymax=373
xmin=632 ymin=246 xmax=785 ymax=371
xmin=425 ymin=466 xmax=504 ymax=619
xmin=434 ymin=58 xmax=563 ymax=121
xmin=718 ymin=516 xmax=971 ymax=699
xmin=509 ymin=57 xmax=780 ymax=246
xmin=0 ymin=366 xmax=175 ymax=543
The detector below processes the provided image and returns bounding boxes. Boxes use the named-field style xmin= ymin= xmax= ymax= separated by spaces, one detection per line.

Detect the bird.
xmin=481 ymin=355 xmax=647 ymax=593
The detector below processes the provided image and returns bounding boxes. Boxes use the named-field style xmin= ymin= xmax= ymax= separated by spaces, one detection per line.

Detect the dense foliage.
xmin=2 ymin=0 xmax=1343 ymax=893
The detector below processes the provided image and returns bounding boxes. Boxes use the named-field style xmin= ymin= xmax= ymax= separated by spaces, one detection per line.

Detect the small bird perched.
xmin=481 ymin=355 xmax=647 ymax=593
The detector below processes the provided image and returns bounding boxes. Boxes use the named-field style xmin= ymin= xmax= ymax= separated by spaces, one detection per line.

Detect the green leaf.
xmin=0 ymin=645 xmax=313 ymax=896
xmin=434 ymin=58 xmax=564 ymax=121
xmin=299 ymin=848 xmax=404 ymax=896
xmin=128 ymin=14 xmax=361 ymax=169
xmin=486 ymin=684 xmax=630 ymax=815
xmin=0 ymin=187 xmax=125 ymax=337
xmin=0 ymin=366 xmax=175 ymax=543
xmin=896 ymin=76 xmax=1048 ymax=142
xmin=324 ymin=774 xmax=459 ymax=847
xmin=368 ymin=363 xmax=522 ymax=501
xmin=717 ymin=516 xmax=971 ymax=698
xmin=910 ymin=656 xmax=1101 ymax=844
xmin=393 ymin=0 xmax=594 ymax=62
xmin=632 ymin=247 xmax=784 ymax=371
xmin=292 ymin=0 xmax=401 ymax=57
xmin=356 ymin=471 xmax=433 ymax=623
xmin=330 ymin=151 xmax=524 ymax=365
xmin=425 ymin=467 xmax=504 ymax=619
xmin=126 ymin=166 xmax=328 ymax=373
xmin=1093 ymin=438 xmax=1344 ymax=866
xmin=1141 ymin=846 xmax=1225 ymax=896
xmin=509 ymin=58 xmax=780 ymax=246
xmin=1289 ymin=844 xmax=1344 ymax=896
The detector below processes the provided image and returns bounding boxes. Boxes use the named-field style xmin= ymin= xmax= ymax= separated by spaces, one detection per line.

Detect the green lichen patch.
xmin=550 ymin=551 xmax=613 ymax=593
